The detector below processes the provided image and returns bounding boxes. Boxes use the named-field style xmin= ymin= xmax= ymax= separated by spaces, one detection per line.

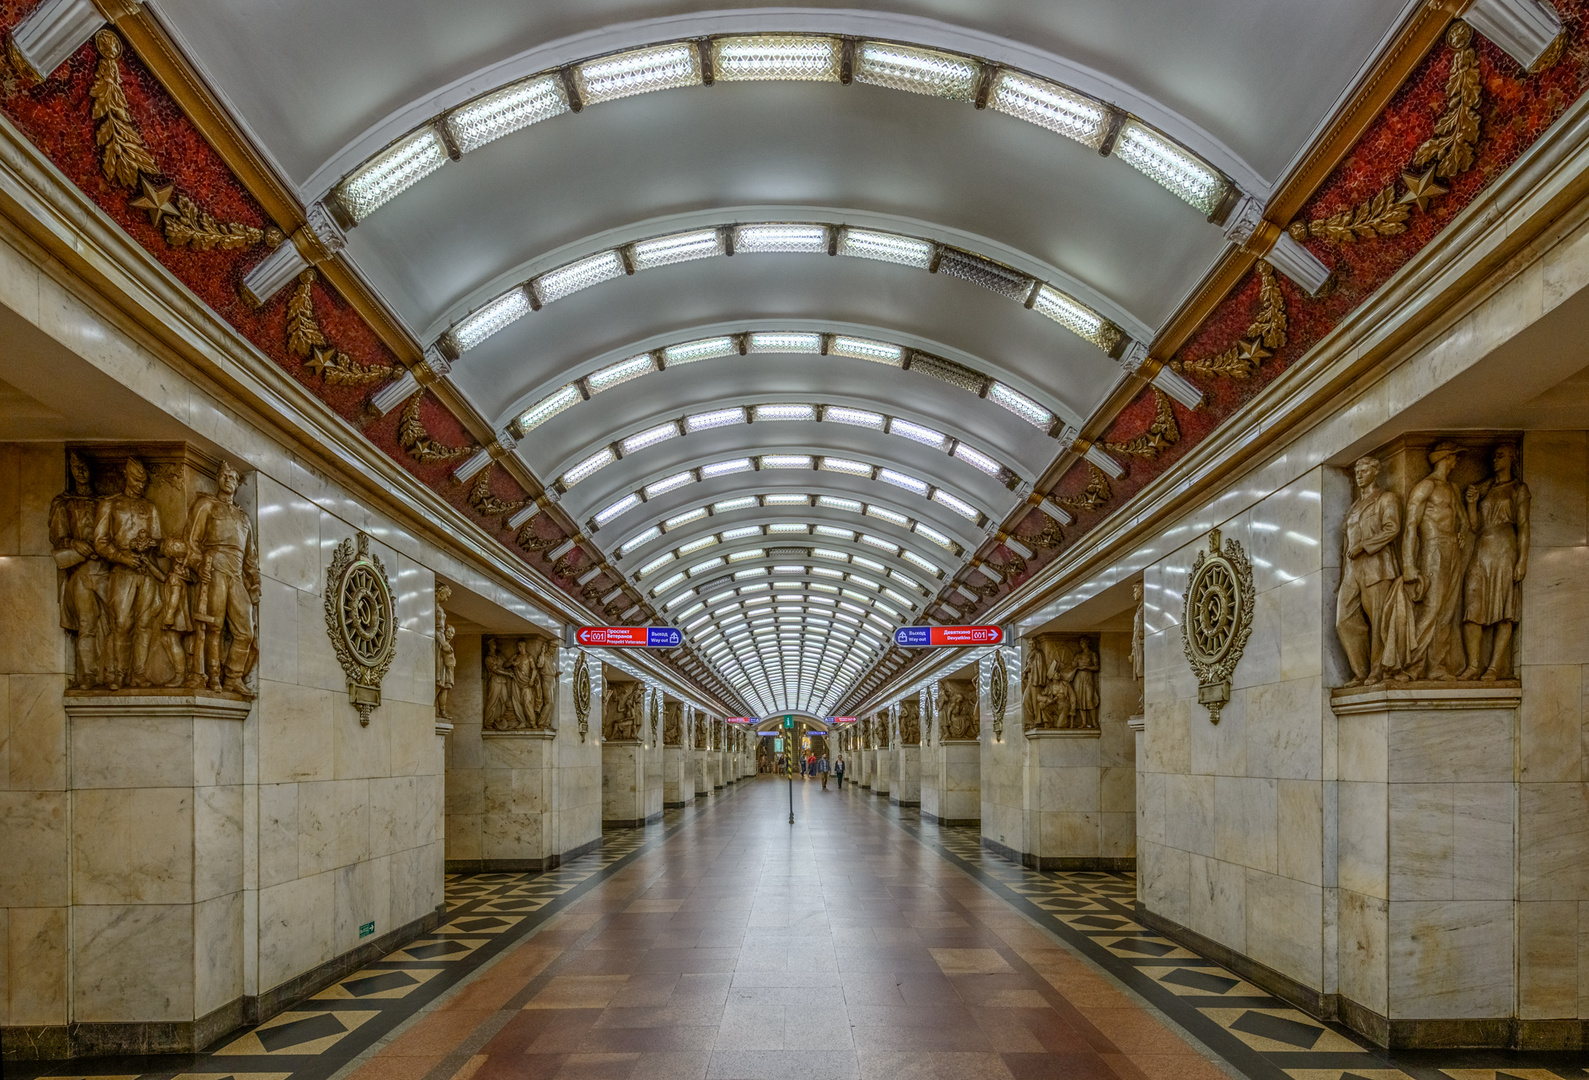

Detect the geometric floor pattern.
xmin=13 ymin=778 xmax=1589 ymax=1080
xmin=915 ymin=812 xmax=1589 ymax=1080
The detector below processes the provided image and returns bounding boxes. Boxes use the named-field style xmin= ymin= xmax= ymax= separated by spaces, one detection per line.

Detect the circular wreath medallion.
xmin=572 ymin=651 xmax=591 ymax=740
xmin=989 ymin=651 xmax=1008 ymax=739
xmin=323 ymin=533 xmax=396 ymax=722
xmin=1180 ymin=528 xmax=1255 ymax=723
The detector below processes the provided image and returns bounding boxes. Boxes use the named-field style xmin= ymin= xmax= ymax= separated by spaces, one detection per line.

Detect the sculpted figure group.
xmin=1021 ymin=633 xmax=1101 ymax=730
xmin=601 ymin=680 xmax=643 ymax=740
xmin=1338 ymin=443 xmax=1529 ymax=686
xmin=483 ymin=635 xmax=558 ymax=730
xmin=938 ymin=679 xmax=979 ymax=740
xmin=898 ymin=700 xmax=921 ymax=745
xmin=51 ymin=454 xmax=259 ymax=696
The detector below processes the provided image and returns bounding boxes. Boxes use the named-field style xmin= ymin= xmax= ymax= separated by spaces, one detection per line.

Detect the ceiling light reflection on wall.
xmin=576 ymin=42 xmax=702 ymax=105
xmin=1113 ymin=119 xmax=1229 ymax=217
xmin=854 ymin=41 xmax=979 ymax=101
xmin=631 ymin=229 xmax=724 ymax=270
xmin=518 ymin=384 xmax=581 ymax=432
xmin=335 ymin=127 xmax=449 ymax=223
xmin=713 ymin=34 xmax=841 ymax=82
xmin=447 ymin=74 xmax=570 ymax=154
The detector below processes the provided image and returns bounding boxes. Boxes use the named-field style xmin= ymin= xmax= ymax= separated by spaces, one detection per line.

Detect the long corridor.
xmin=19 ymin=778 xmax=1587 ymax=1080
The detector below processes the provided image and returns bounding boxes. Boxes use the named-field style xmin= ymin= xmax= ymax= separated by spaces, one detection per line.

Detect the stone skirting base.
xmin=1138 ymin=907 xmax=1585 ymax=1049
xmin=663 ymin=800 xmax=687 ymax=809
xmin=603 ymin=812 xmax=663 ymax=829
xmin=2 ymin=906 xmax=443 ymax=1060
xmin=445 ymin=835 xmax=601 ymax=873
xmin=694 ymin=790 xmax=708 ymax=799
xmin=889 ymin=796 xmax=920 ymax=807
xmin=920 ymin=811 xmax=980 ymax=827
xmin=977 ymin=835 xmax=1131 ymax=872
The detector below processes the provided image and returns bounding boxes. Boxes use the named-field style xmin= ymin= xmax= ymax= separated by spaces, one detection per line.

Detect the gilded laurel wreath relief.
xmin=1020 ymin=633 xmax=1102 ymax=731
xmin=1181 ymin=529 xmax=1255 ymax=723
xmin=325 ymin=532 xmax=397 ymax=724
xmin=53 ymin=446 xmax=260 ymax=699
xmin=1335 ymin=436 xmax=1528 ymax=690
xmin=482 ymin=635 xmax=559 ymax=731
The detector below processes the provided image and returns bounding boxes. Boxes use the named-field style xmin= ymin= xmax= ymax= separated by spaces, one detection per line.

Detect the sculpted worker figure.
xmin=182 ymin=461 xmax=260 ymax=694
xmin=1401 ymin=442 xmax=1469 ymax=679
xmin=51 ymin=452 xmax=108 ymax=688
xmin=1459 ymin=444 xmax=1530 ymax=680
xmin=1337 ymin=455 xmax=1403 ymax=687
xmin=94 ymin=457 xmax=163 ymax=690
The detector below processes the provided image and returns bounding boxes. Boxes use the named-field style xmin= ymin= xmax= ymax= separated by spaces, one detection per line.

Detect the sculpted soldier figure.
xmin=182 ymin=461 xmax=260 ymax=694
xmin=94 ymin=457 xmax=163 ymax=690
xmin=434 ymin=584 xmax=455 ymax=720
xmin=1400 ymin=442 xmax=1469 ymax=679
xmin=51 ymin=452 xmax=108 ymax=688
xmin=1336 ymin=456 xmax=1404 ymax=687
xmin=1459 ymin=444 xmax=1530 ymax=680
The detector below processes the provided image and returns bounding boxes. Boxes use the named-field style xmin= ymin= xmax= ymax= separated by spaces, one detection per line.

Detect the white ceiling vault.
xmin=145 ymin=0 xmax=1422 ymax=718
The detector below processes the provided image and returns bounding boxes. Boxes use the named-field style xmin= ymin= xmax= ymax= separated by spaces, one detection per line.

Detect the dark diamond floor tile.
xmin=1229 ymin=1010 xmax=1325 ymax=1049
xmin=255 ymin=1013 xmax=348 ymax=1052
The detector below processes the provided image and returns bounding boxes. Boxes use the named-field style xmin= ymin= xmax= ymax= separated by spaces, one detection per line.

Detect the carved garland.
xmin=398 ymin=391 xmax=475 ymax=465
xmin=1293 ymin=22 xmax=1490 ymax=246
xmin=88 ymin=31 xmax=273 ymax=253
xmin=467 ymin=467 xmax=534 ymax=520
xmin=1180 ymin=528 xmax=1255 ymax=724
xmin=1101 ymin=388 xmax=1181 ymax=460
xmin=1170 ymin=261 xmax=1288 ymax=382
xmin=286 ymin=269 xmax=394 ymax=385
xmin=1053 ymin=462 xmax=1113 ymax=514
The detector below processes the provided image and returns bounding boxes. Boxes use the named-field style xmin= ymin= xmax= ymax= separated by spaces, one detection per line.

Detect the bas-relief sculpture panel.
xmin=434 ymin=585 xmax=456 ymax=722
xmin=603 ymin=680 xmax=643 ymax=742
xmin=1336 ymin=437 xmax=1529 ymax=688
xmin=481 ymin=635 xmax=558 ymax=731
xmin=663 ymin=700 xmax=683 ymax=746
xmin=52 ymin=447 xmax=259 ymax=697
xmin=939 ymin=678 xmax=980 ymax=740
xmin=1021 ymin=633 xmax=1101 ymax=731
xmin=898 ymin=699 xmax=921 ymax=745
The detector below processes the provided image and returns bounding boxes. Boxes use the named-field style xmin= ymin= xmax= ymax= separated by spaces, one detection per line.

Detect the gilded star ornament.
xmin=1235 ymin=337 xmax=1273 ymax=367
xmin=129 ymin=177 xmax=176 ymax=227
xmin=1398 ymin=167 xmax=1448 ymax=213
xmin=304 ymin=345 xmax=338 ymax=377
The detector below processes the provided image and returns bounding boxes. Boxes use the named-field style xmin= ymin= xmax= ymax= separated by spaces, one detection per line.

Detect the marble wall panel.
xmin=6 ymin=906 xmax=67 ymax=1026
xmin=73 ymin=903 xmax=193 ymax=1022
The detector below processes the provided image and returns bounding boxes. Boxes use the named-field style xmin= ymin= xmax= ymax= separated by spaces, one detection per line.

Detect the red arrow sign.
xmin=574 ymin=626 xmax=649 ymax=647
xmin=931 ymin=625 xmax=1003 ymax=646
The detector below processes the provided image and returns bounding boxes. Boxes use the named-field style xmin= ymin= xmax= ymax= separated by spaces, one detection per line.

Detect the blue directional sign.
xmin=894 ymin=626 xmax=932 ymax=647
xmin=647 ymin=626 xmax=683 ymax=648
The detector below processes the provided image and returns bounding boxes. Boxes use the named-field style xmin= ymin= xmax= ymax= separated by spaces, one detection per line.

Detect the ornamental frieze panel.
xmin=1021 ymin=633 xmax=1102 ymax=732
xmin=482 ymin=635 xmax=558 ymax=731
xmin=938 ymin=678 xmax=980 ymax=741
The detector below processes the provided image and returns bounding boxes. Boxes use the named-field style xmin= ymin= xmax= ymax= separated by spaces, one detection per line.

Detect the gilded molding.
xmin=397 ymin=391 xmax=474 ymax=465
xmin=1100 ymin=388 xmax=1180 ymax=460
xmin=1169 ymin=261 xmax=1288 ymax=381
xmin=284 ymin=269 xmax=393 ymax=385
xmin=466 ymin=467 xmax=533 ymax=519
xmin=1052 ymin=462 xmax=1112 ymax=514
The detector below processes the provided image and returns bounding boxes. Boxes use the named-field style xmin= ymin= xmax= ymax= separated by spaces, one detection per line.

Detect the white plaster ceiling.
xmin=143 ymin=0 xmax=1423 ymax=716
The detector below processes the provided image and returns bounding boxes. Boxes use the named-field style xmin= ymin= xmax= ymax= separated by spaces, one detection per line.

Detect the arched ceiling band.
xmin=563 ymin=397 xmax=1022 ymax=519
xmin=325 ymin=33 xmax=1240 ymax=232
xmin=435 ymin=220 xmax=1131 ymax=361
xmin=509 ymin=327 xmax=1071 ymax=443
xmin=574 ymin=450 xmax=1000 ymax=538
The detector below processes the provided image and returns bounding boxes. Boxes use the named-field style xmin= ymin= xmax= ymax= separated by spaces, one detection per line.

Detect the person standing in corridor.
xmin=835 ymin=756 xmax=845 ymax=789
xmin=818 ymin=753 xmax=829 ymax=790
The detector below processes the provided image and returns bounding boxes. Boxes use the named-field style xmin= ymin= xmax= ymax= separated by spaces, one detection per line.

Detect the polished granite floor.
xmin=13 ymin=776 xmax=1589 ymax=1080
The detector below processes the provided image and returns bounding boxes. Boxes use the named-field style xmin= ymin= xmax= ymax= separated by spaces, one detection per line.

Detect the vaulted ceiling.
xmin=141 ymin=0 xmax=1424 ymax=716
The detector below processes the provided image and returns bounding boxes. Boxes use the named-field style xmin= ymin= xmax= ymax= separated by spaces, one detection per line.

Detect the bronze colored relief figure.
xmin=1459 ymin=444 xmax=1529 ymax=680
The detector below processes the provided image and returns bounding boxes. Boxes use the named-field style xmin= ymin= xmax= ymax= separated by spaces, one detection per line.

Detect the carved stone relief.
xmin=326 ymin=531 xmax=397 ymax=723
xmin=603 ymin=680 xmax=643 ymax=741
xmin=649 ymin=691 xmax=660 ymax=745
xmin=434 ymin=584 xmax=455 ymax=721
xmin=694 ymin=713 xmax=707 ymax=749
xmin=55 ymin=446 xmax=261 ymax=698
xmin=663 ymin=700 xmax=683 ymax=745
xmin=939 ymin=678 xmax=980 ymax=740
xmin=483 ymin=635 xmax=558 ymax=731
xmin=990 ymin=651 xmax=1008 ymax=739
xmin=573 ymin=651 xmax=590 ymax=740
xmin=1022 ymin=633 xmax=1102 ymax=731
xmin=1335 ymin=436 xmax=1528 ymax=689
xmin=898 ymin=699 xmax=921 ymax=745
xmin=1130 ymin=580 xmax=1145 ymax=711
xmin=874 ymin=709 xmax=890 ymax=749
